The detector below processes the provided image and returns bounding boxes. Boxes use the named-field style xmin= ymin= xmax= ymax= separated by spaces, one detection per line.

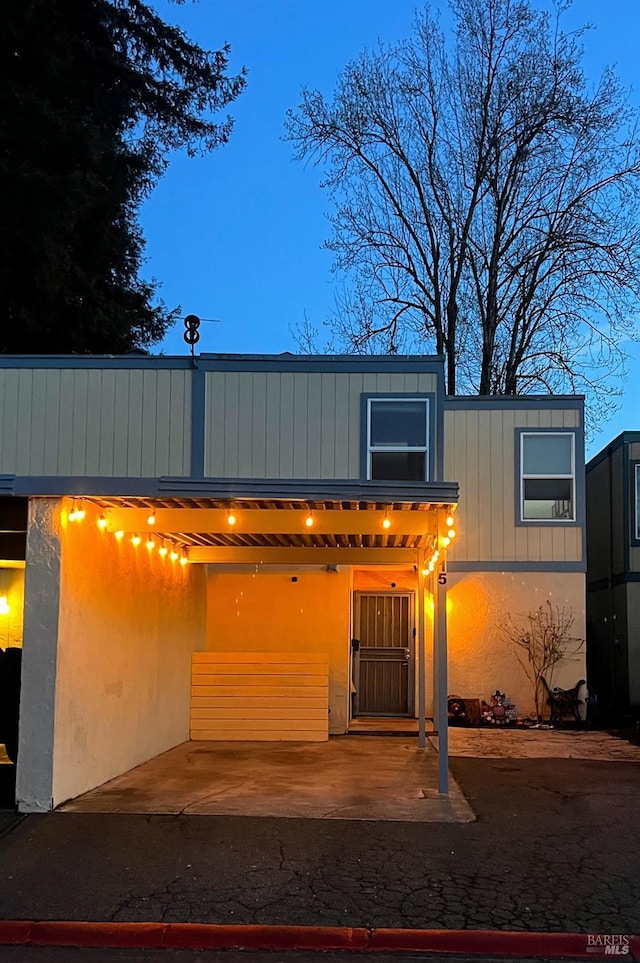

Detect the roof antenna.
xmin=182 ymin=315 xmax=222 ymax=357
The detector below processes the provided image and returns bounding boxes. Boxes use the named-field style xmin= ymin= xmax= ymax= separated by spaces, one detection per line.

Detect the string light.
xmin=227 ymin=512 xmax=236 ymax=526
xmin=448 ymin=528 xmax=456 ymax=539
xmin=97 ymin=514 xmax=107 ymax=530
xmin=446 ymin=515 xmax=455 ymax=527
xmin=305 ymin=511 xmax=314 ymax=528
xmin=107 ymin=518 xmax=189 ymax=570
xmin=382 ymin=510 xmax=391 ymax=530
xmin=68 ymin=500 xmax=85 ymax=522
xmin=147 ymin=511 xmax=156 ymax=526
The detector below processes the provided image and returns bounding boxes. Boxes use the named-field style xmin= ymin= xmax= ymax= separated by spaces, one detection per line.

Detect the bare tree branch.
xmin=285 ymin=0 xmax=640 ymax=428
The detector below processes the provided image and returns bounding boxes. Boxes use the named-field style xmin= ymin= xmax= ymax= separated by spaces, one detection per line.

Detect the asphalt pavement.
xmin=0 ymin=756 xmax=638 ymax=935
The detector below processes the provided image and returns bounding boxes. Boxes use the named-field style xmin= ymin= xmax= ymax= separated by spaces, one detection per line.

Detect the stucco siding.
xmin=0 ymin=367 xmax=191 ymax=477
xmin=204 ymin=370 xmax=439 ymax=479
xmin=446 ymin=570 xmax=586 ymax=719
xmin=445 ymin=406 xmax=582 ymax=563
xmin=205 ymin=568 xmax=351 ymax=733
xmin=51 ymin=498 xmax=206 ymax=807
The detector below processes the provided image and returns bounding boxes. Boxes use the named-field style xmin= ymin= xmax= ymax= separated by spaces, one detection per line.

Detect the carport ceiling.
xmin=88 ymin=496 xmax=451 ymax=556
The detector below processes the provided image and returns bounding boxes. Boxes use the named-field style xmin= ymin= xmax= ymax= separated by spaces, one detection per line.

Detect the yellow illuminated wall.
xmin=205 ymin=568 xmax=351 ymax=733
xmin=206 ymin=566 xmax=585 ymax=725
xmin=52 ymin=498 xmax=206 ymax=805
xmin=0 ymin=567 xmax=24 ymax=650
xmin=445 ymin=571 xmax=587 ymax=718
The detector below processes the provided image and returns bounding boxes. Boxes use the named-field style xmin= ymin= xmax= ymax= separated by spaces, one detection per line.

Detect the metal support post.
xmin=417 ymin=548 xmax=426 ymax=748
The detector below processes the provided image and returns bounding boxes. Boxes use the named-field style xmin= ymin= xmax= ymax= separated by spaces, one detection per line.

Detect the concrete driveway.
xmin=435 ymin=726 xmax=640 ymax=760
xmin=60 ymin=736 xmax=474 ymax=822
xmin=58 ymin=728 xmax=638 ymax=822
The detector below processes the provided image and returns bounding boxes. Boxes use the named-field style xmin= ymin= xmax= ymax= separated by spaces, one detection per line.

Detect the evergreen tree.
xmin=0 ymin=0 xmax=246 ymax=353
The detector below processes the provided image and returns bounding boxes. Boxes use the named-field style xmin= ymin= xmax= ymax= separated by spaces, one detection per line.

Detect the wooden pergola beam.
xmin=187 ymin=547 xmax=421 ymax=564
xmin=104 ymin=508 xmax=441 ymax=537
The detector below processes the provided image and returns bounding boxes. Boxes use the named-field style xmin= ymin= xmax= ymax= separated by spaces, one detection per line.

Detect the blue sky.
xmin=142 ymin=0 xmax=640 ymax=458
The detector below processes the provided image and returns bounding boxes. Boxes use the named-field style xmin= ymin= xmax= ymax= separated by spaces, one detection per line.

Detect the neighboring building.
xmin=586 ymin=432 xmax=640 ymax=715
xmin=0 ymin=353 xmax=587 ymax=812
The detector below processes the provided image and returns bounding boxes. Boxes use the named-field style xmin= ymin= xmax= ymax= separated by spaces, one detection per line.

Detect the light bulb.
xmin=97 ymin=515 xmax=107 ymax=530
xmin=159 ymin=544 xmax=168 ymax=558
xmin=227 ymin=512 xmax=236 ymax=526
xmin=75 ymin=507 xmax=85 ymax=521
xmin=131 ymin=534 xmax=141 ymax=547
xmin=305 ymin=513 xmax=314 ymax=528
xmin=114 ymin=530 xmax=124 ymax=541
xmin=422 ymin=568 xmax=429 ymax=578
xmin=442 ymin=536 xmax=451 ymax=547
xmin=446 ymin=515 xmax=455 ymax=527
xmin=448 ymin=528 xmax=456 ymax=539
xmin=382 ymin=516 xmax=391 ymax=530
xmin=180 ymin=555 xmax=188 ymax=566
xmin=147 ymin=512 xmax=156 ymax=526
xmin=146 ymin=538 xmax=155 ymax=551
xmin=170 ymin=550 xmax=179 ymax=562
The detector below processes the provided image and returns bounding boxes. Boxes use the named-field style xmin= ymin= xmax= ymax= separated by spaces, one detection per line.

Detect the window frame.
xmin=363 ymin=395 xmax=431 ymax=483
xmin=633 ymin=462 xmax=640 ymax=544
xmin=518 ymin=430 xmax=577 ymax=524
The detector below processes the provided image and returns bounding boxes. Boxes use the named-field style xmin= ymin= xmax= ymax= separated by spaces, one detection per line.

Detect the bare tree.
xmin=500 ymin=602 xmax=584 ymax=721
xmin=285 ymin=0 xmax=640 ymax=413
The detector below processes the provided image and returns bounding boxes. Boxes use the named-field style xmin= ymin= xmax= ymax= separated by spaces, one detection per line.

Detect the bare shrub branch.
xmin=499 ymin=601 xmax=584 ymax=721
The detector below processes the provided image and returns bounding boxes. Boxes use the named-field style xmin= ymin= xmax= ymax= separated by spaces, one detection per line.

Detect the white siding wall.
xmin=0 ymin=368 xmax=191 ymax=477
xmin=205 ymin=370 xmax=439 ymax=479
xmin=445 ymin=406 xmax=582 ymax=564
xmin=53 ymin=498 xmax=206 ymax=807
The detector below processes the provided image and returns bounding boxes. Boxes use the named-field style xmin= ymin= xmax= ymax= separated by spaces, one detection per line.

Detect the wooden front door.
xmin=353 ymin=593 xmax=414 ymax=716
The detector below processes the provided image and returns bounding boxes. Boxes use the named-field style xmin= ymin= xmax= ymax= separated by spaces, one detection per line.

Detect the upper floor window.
xmin=520 ymin=432 xmax=575 ymax=521
xmin=367 ymin=398 xmax=429 ymax=481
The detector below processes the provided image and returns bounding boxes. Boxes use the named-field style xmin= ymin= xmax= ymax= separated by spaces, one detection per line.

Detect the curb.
xmin=0 ymin=921 xmax=637 ymax=957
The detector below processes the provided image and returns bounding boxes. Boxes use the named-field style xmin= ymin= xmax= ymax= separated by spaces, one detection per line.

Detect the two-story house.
xmin=0 ymin=353 xmax=587 ymax=813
